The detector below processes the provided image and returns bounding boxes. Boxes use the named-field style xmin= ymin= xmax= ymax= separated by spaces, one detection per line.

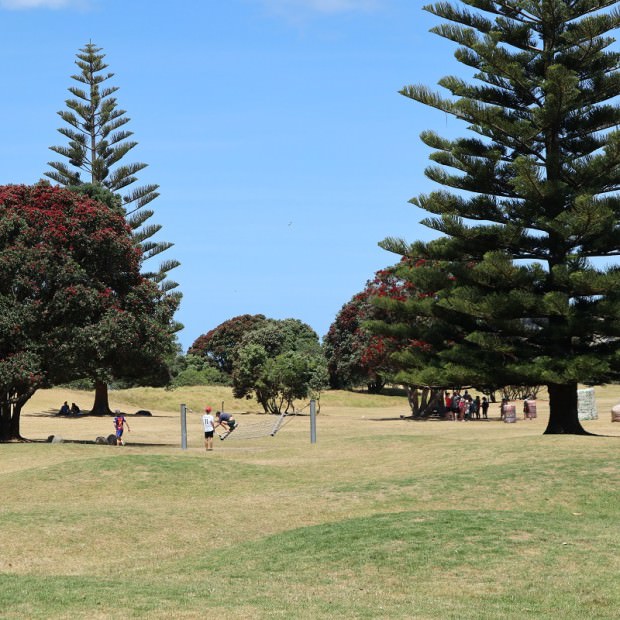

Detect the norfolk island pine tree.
xmin=45 ymin=42 xmax=181 ymax=413
xmin=379 ymin=1 xmax=620 ymax=434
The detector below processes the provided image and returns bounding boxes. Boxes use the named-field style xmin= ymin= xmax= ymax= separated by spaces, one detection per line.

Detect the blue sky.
xmin=0 ymin=0 xmax=465 ymax=351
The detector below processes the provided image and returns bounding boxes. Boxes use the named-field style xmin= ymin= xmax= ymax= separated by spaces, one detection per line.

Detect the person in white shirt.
xmin=202 ymin=406 xmax=215 ymax=451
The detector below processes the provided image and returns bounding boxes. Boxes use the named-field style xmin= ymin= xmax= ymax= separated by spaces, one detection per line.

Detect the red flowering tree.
xmin=324 ymin=262 xmax=414 ymax=393
xmin=366 ymin=258 xmax=466 ymax=415
xmin=0 ymin=185 xmax=177 ymax=441
xmin=327 ymin=258 xmax=465 ymax=414
xmin=189 ymin=314 xmax=268 ymax=376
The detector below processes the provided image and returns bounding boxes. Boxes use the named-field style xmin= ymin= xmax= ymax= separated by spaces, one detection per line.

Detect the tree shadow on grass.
xmin=29 ymin=409 xmax=103 ymax=419
xmin=366 ymin=415 xmax=455 ymax=422
xmin=30 ymin=408 xmax=177 ymax=419
xmin=18 ymin=437 xmax=179 ymax=447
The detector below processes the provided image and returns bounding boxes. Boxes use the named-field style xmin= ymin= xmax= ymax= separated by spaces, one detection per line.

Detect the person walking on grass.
xmin=202 ymin=406 xmax=215 ymax=451
xmin=113 ymin=409 xmax=130 ymax=446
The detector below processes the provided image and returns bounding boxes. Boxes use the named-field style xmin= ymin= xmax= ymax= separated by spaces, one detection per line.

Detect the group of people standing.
xmin=444 ymin=391 xmax=489 ymax=421
xmin=444 ymin=391 xmax=537 ymax=422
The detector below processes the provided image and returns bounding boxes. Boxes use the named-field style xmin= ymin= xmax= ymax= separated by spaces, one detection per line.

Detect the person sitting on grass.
xmin=214 ymin=410 xmax=238 ymax=439
xmin=71 ymin=402 xmax=81 ymax=415
xmin=59 ymin=401 xmax=70 ymax=416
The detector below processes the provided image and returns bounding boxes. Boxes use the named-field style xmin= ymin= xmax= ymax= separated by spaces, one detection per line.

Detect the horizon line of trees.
xmin=186 ymin=1 xmax=620 ymax=437
xmin=5 ymin=2 xmax=620 ymax=439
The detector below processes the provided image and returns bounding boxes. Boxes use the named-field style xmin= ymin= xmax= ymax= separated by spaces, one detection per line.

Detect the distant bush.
xmin=172 ymin=367 xmax=231 ymax=388
xmin=56 ymin=379 xmax=95 ymax=391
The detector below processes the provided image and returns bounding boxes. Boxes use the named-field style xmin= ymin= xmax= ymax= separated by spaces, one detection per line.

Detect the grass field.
xmin=1 ymin=386 xmax=619 ymax=619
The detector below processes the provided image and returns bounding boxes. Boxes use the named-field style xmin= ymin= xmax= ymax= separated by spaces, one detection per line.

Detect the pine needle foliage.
xmin=379 ymin=1 xmax=620 ymax=434
xmin=47 ymin=43 xmax=156 ymax=210
xmin=46 ymin=42 xmax=180 ymax=288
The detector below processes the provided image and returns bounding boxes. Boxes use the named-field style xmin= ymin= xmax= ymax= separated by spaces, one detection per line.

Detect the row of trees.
xmin=194 ymin=1 xmax=620 ymax=435
xmin=1 ymin=43 xmax=181 ymax=440
xmin=5 ymin=2 xmax=620 ymax=437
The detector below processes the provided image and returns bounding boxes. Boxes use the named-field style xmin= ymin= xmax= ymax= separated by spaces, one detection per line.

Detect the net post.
xmin=310 ymin=399 xmax=317 ymax=444
xmin=180 ymin=403 xmax=187 ymax=450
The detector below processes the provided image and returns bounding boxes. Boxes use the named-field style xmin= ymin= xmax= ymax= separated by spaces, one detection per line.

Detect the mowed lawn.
xmin=1 ymin=386 xmax=619 ymax=619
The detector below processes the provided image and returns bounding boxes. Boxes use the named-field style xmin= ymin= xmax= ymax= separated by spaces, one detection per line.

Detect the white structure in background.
xmin=577 ymin=387 xmax=598 ymax=420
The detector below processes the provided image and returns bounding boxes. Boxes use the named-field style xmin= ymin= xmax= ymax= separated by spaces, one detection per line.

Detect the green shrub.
xmin=172 ymin=367 xmax=231 ymax=387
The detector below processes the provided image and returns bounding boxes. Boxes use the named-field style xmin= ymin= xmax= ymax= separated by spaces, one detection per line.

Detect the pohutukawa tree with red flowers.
xmin=363 ymin=257 xmax=473 ymax=414
xmin=324 ymin=259 xmax=426 ymax=395
xmin=0 ymin=185 xmax=178 ymax=441
xmin=189 ymin=314 xmax=269 ymax=376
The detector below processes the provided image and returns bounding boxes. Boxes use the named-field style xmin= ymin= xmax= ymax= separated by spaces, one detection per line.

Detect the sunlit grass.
xmin=1 ymin=386 xmax=619 ymax=618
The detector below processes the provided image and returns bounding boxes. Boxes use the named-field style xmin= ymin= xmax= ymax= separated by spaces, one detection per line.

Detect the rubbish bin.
xmin=504 ymin=404 xmax=517 ymax=423
xmin=524 ymin=400 xmax=537 ymax=419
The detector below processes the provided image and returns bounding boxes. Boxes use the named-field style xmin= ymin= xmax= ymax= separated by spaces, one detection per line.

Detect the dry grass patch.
xmin=1 ymin=385 xmax=619 ymax=618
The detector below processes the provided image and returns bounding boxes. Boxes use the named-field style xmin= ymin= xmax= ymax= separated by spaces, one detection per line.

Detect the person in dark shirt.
xmin=215 ymin=411 xmax=238 ymax=439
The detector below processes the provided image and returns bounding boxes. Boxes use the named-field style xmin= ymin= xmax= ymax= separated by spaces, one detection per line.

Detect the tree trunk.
xmin=420 ymin=387 xmax=430 ymax=412
xmin=90 ymin=380 xmax=113 ymax=415
xmin=255 ymin=389 xmax=270 ymax=414
xmin=407 ymin=387 xmax=419 ymax=415
xmin=424 ymin=389 xmax=444 ymax=417
xmin=367 ymin=378 xmax=385 ymax=394
xmin=0 ymin=402 xmax=16 ymax=441
xmin=0 ymin=389 xmax=34 ymax=441
xmin=544 ymin=382 xmax=592 ymax=435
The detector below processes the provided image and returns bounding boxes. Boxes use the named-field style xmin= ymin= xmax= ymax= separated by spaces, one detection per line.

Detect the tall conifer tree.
xmin=380 ymin=1 xmax=620 ymax=434
xmin=46 ymin=42 xmax=181 ymax=413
